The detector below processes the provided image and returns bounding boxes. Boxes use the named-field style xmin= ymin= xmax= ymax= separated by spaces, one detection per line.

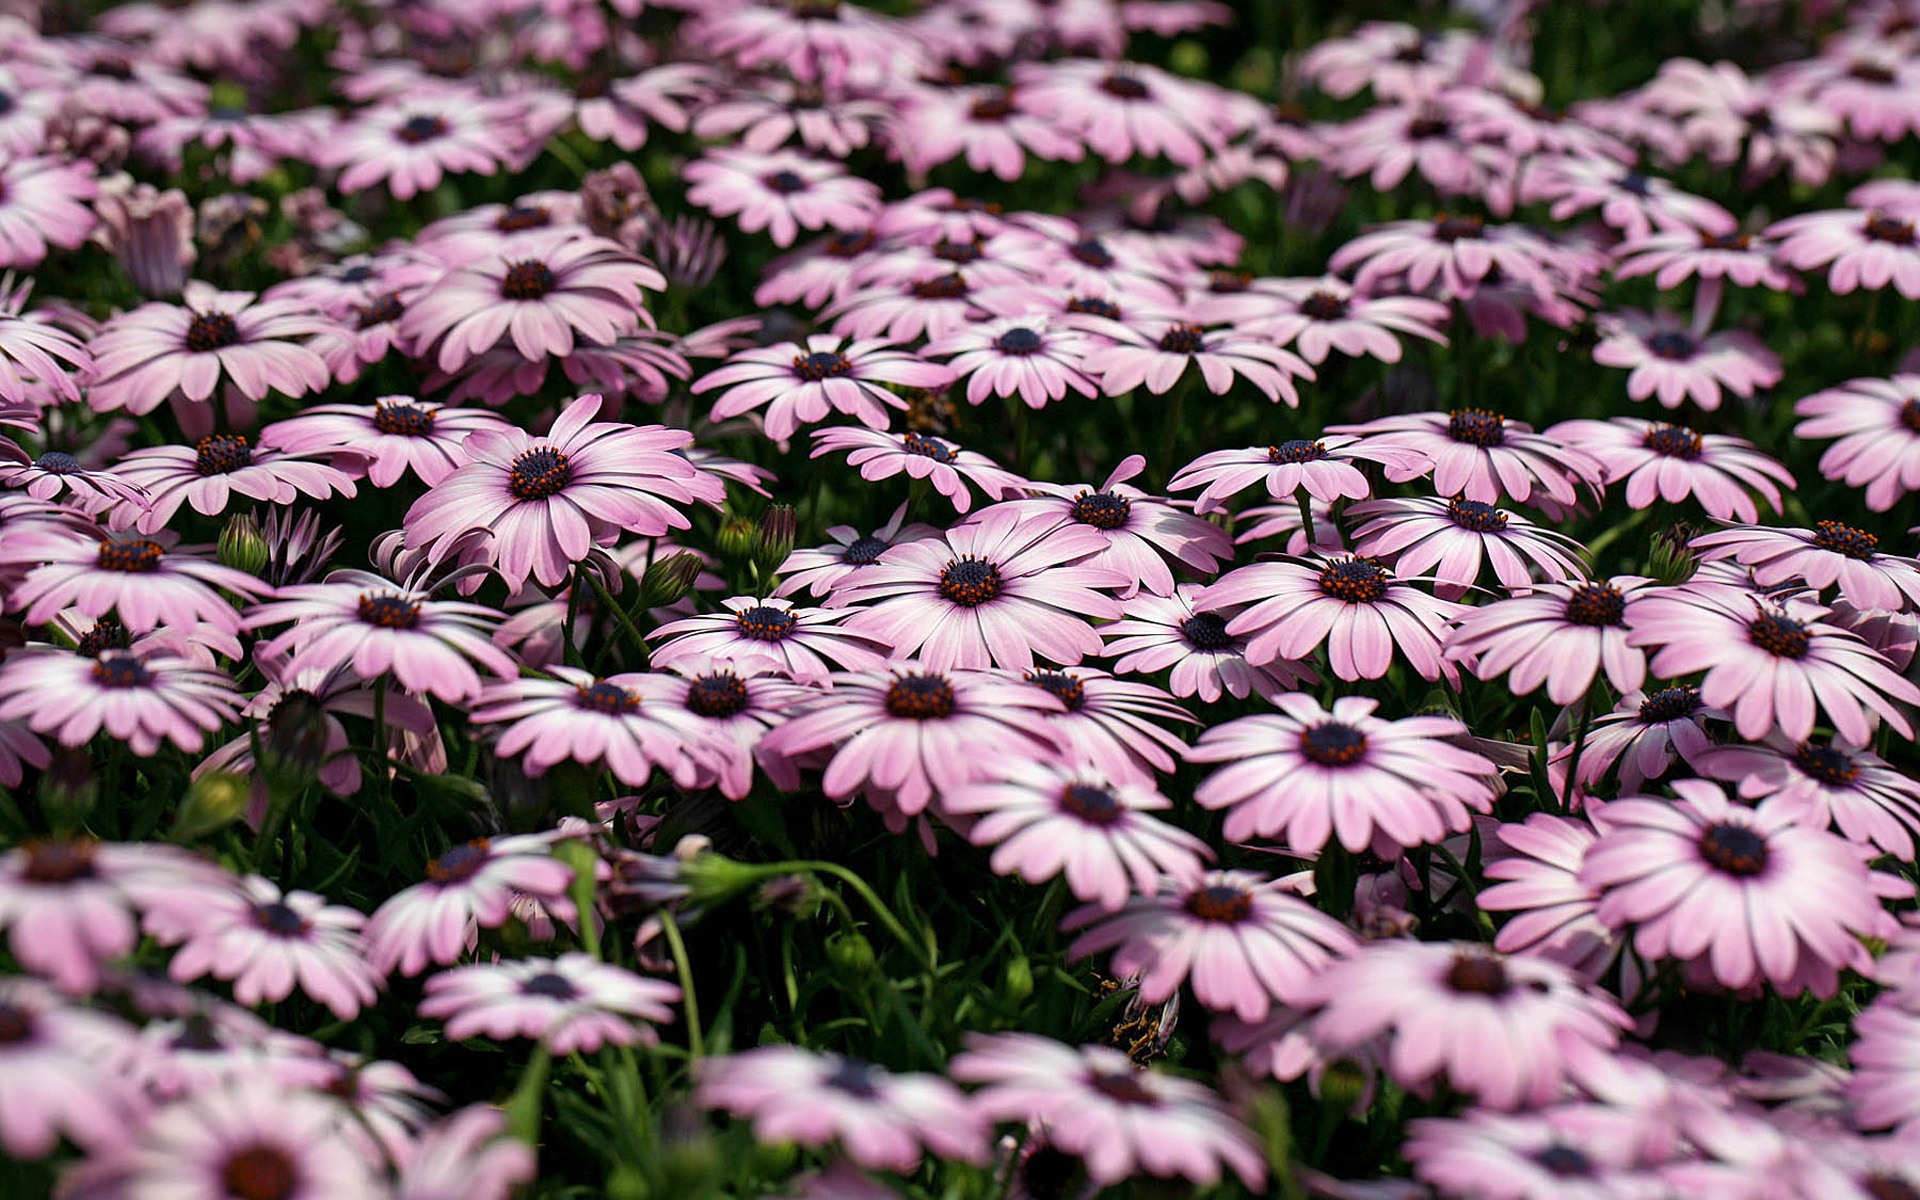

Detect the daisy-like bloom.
xmin=400 ymin=234 xmax=662 ymax=376
xmin=1064 ymin=869 xmax=1356 ymax=1021
xmin=776 ymin=504 xmax=939 ymax=599
xmin=1012 ymin=59 xmax=1230 ymax=167
xmin=893 ymin=84 xmax=1085 ymax=181
xmin=1226 ymin=278 xmax=1449 ymax=366
xmin=149 ymin=875 xmax=379 ymax=1021
xmin=404 ymin=394 xmax=722 ymax=591
xmin=644 ymin=654 xmax=812 ymax=800
xmin=0 ymin=647 xmax=241 ymax=756
xmin=1076 ymin=313 xmax=1313 ymax=406
xmin=1169 ymin=435 xmax=1429 ymax=513
xmin=694 ymin=334 xmax=956 ymax=442
xmin=1307 ymin=942 xmax=1631 ymax=1110
xmin=1327 ymin=214 xmax=1572 ymax=305
xmin=1525 ymin=156 xmax=1737 ymax=242
xmin=420 ymin=953 xmax=679 ymax=1054
xmin=1591 ymin=310 xmax=1782 ymax=412
xmin=1477 ymin=814 xmax=1617 ymax=978
xmin=1325 ymin=99 xmax=1517 ymax=212
xmin=243 ymin=569 xmax=519 ymax=705
xmin=683 ymin=149 xmax=880 ymax=249
xmin=951 ymin=1034 xmax=1266 ymax=1190
xmin=1347 ymin=496 xmax=1590 ymax=601
xmin=1612 ymin=228 xmax=1797 ymax=292
xmin=1851 ymin=997 xmax=1920 ymax=1135
xmin=396 ymin=1105 xmax=538 ymax=1200
xmin=469 ymin=666 xmax=706 ymax=788
xmin=921 ymin=315 xmax=1099 ymax=410
xmin=756 ymin=665 xmax=1063 ymax=817
xmin=1206 ymin=555 xmax=1461 ymax=683
xmin=687 ymin=0 xmax=922 ymax=85
xmin=262 ymin=397 xmax=510 ymax=489
xmin=1579 ymin=780 xmax=1899 ymax=995
xmin=0 ymin=978 xmax=137 ymax=1157
xmin=84 ymin=283 xmax=332 ymax=433
xmin=1769 ymin=206 xmax=1920 ymax=298
xmin=1693 ymin=522 xmax=1920 ymax=613
xmin=1193 ymin=694 xmax=1499 ymax=854
xmin=325 ymin=92 xmax=523 ymax=200
xmin=1332 ymin=409 xmax=1603 ymax=509
xmin=809 ymin=427 xmax=1027 ymax=515
xmin=648 ymin=596 xmax=888 ymax=683
xmin=0 ymin=274 xmax=92 ymax=406
xmin=695 ymin=1047 xmax=986 ymax=1172
xmin=1021 ymin=668 xmax=1195 ymax=782
xmin=1445 ymin=577 xmax=1656 ymax=705
xmin=1625 ymin=584 xmax=1920 ymax=743
xmin=1546 ymin=418 xmax=1794 ymax=524
xmin=1405 ymin=1105 xmax=1671 ymax=1200
xmin=942 ymin=758 xmax=1210 ymax=910
xmin=1 ymin=452 xmax=148 ymax=513
xmin=1794 ymin=375 xmax=1920 ymax=511
xmin=363 ymin=833 xmax=576 ymax=978
xmin=1567 ymin=685 xmax=1724 ymax=793
xmin=1700 ymin=734 xmax=1920 ymax=861
xmin=9 ymin=531 xmax=266 ymax=638
xmin=0 ymin=156 xmax=98 ymax=270
xmin=1101 ymin=584 xmax=1315 ymax=703
xmin=833 ymin=505 xmax=1125 ymax=672
xmin=108 ymin=435 xmax=358 ymax=533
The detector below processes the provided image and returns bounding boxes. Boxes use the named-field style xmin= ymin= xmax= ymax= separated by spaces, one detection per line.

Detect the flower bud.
xmin=714 ymin=515 xmax=757 ymax=562
xmin=262 ymin=688 xmax=330 ymax=778
xmin=217 ymin=513 xmax=269 ymax=576
xmin=171 ymin=770 xmax=249 ymax=842
xmin=638 ymin=551 xmax=703 ymax=610
xmin=1649 ymin=521 xmax=1700 ymax=586
xmin=1001 ymin=953 xmax=1034 ymax=1006
xmin=825 ymin=930 xmax=875 ymax=978
xmin=753 ymin=504 xmax=797 ymax=576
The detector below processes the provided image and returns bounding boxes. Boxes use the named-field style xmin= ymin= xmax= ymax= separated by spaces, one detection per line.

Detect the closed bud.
xmin=1649 ymin=521 xmax=1700 ymax=586
xmin=604 ymin=1165 xmax=649 ymax=1200
xmin=217 ymin=512 xmax=269 ymax=576
xmin=752 ymin=873 xmax=816 ymax=916
xmin=825 ymin=930 xmax=876 ymax=978
xmin=171 ymin=769 xmax=249 ymax=842
xmin=1317 ymin=1057 xmax=1371 ymax=1116
xmin=639 ymin=551 xmax=703 ymax=610
xmin=715 ymin=515 xmax=756 ymax=562
xmin=657 ymin=1103 xmax=722 ymax=1195
xmin=753 ymin=504 xmax=797 ymax=575
xmin=1002 ymin=953 xmax=1034 ymax=1005
xmin=263 ymin=688 xmax=329 ymax=778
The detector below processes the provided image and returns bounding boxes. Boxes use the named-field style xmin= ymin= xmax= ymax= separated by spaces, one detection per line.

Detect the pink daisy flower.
xmin=808 ymin=428 xmax=1027 ymax=515
xmin=1020 ymin=667 xmax=1196 ymax=782
xmin=363 ymin=833 xmax=576 ymax=978
xmin=1169 ymin=435 xmax=1429 ymax=512
xmin=469 ymin=667 xmax=706 ymax=789
xmin=2 ymin=452 xmax=148 ymax=514
xmin=1546 ymin=418 xmax=1794 ymax=523
xmin=832 ymin=505 xmax=1125 ymax=672
xmin=419 ymin=953 xmax=679 ymax=1054
xmin=1566 ymin=685 xmax=1725 ymax=793
xmin=1612 ymin=228 xmax=1797 ymax=292
xmin=1348 ymin=495 xmax=1590 ymax=601
xmin=1304 ymin=941 xmax=1631 ymax=1110
xmin=1328 ymin=214 xmax=1573 ymax=305
xmin=951 ymin=1033 xmax=1266 ymax=1190
xmin=403 ymin=393 xmax=722 ymax=591
xmin=1100 ymin=584 xmax=1316 ymax=703
xmin=151 ymin=875 xmax=379 ymax=1021
xmin=1700 ymin=734 xmax=1920 ymax=861
xmin=0 ymin=647 xmax=241 ymax=756
xmin=648 ymin=595 xmax=888 ymax=683
xmin=1591 ymin=309 xmax=1782 ymax=411
xmin=1477 ymin=813 xmax=1617 ymax=978
xmin=1579 ymin=780 xmax=1898 ymax=995
xmin=643 ymin=654 xmax=813 ymax=800
xmin=942 ymin=758 xmax=1209 ymax=910
xmin=695 ymin=1046 xmax=986 ymax=1172
xmin=921 ymin=315 xmax=1099 ymax=410
xmin=1193 ymin=694 xmax=1500 ymax=854
xmin=109 ymin=434 xmax=357 ymax=533
xmin=1205 ymin=555 xmax=1462 ymax=684
xmin=1332 ymin=409 xmax=1604 ymax=509
xmin=326 ymin=92 xmax=523 ymax=200
xmin=0 ymin=155 xmax=97 ymax=270
xmin=1228 ymin=278 xmax=1449 ymax=366
xmin=1063 ymin=869 xmax=1357 ymax=1021
xmin=694 ymin=335 xmax=956 ymax=442
xmin=1768 ymin=206 xmax=1920 ymax=298
xmin=1012 ymin=59 xmax=1228 ymax=167
xmin=822 ymin=266 xmax=1016 ymax=344
xmin=395 ymin=1105 xmax=536 ymax=1200
xmin=1077 ymin=313 xmax=1312 ymax=406
xmin=1794 ymin=375 xmax=1920 ymax=511
xmin=683 ymin=149 xmax=880 ymax=249
xmin=893 ymin=84 xmax=1085 ymax=181
xmin=687 ymin=1 xmax=922 ymax=86
xmin=1327 ymin=99 xmax=1517 ymax=212
xmin=0 ymin=274 xmax=92 ymax=406
xmin=1525 ymin=156 xmax=1736 ymax=242
xmin=1850 ymin=997 xmax=1920 ymax=1134
xmin=1625 ymin=583 xmax=1920 ymax=743
xmin=690 ymin=79 xmax=889 ymax=160
xmin=0 ymin=978 xmax=136 ymax=1157
xmin=1445 ymin=577 xmax=1656 ymax=705
xmin=1405 ymin=1105 xmax=1669 ymax=1199
xmin=243 ymin=570 xmax=519 ymax=705
xmin=261 ymin=397 xmax=509 ymax=489
xmin=1693 ymin=522 xmax=1920 ymax=613
xmin=775 ymin=504 xmax=940 ymax=599
xmin=9 ymin=531 xmax=266 ymax=638
xmin=756 ymin=665 xmax=1062 ymax=818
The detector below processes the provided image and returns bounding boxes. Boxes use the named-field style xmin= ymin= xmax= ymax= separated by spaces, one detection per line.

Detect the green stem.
xmin=660 ymin=911 xmax=704 ymax=1059
xmin=505 ymin=1045 xmax=553 ymax=1145
xmin=788 ymin=860 xmax=935 ymax=972
xmin=585 ymin=569 xmax=653 ymax=659
xmin=1294 ymin=490 xmax=1317 ymax=549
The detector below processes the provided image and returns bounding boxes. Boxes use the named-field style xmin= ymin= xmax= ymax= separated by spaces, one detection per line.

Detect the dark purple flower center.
xmin=1701 ymin=231 xmax=1753 ymax=251
xmin=1533 ymin=1146 xmax=1594 ymax=1178
xmin=1178 ymin=611 xmax=1235 ymax=651
xmin=221 ymin=1145 xmax=300 ymax=1200
xmin=734 ymin=605 xmax=797 ymax=641
xmin=1300 ymin=722 xmax=1368 ymax=766
xmin=91 ymin=653 xmax=151 ymax=689
xmin=1564 ymin=582 xmax=1626 ymax=627
xmin=938 ymin=556 xmax=1002 ymax=606
xmin=496 ymin=204 xmax=551 ymax=232
xmin=508 ymin=447 xmax=572 ymax=500
xmin=1069 ymin=239 xmax=1114 ymax=268
xmin=77 ymin=618 xmax=130 ymax=656
xmin=194 ymin=434 xmax=252 ymax=476
xmin=427 ymin=839 xmax=492 ymax=884
xmin=576 ymin=681 xmax=640 ymax=714
xmin=34 ymin=451 xmax=81 ymax=474
xmin=22 ymin=837 xmax=97 ymax=883
xmin=901 ymin=432 xmax=956 ymax=464
xmin=843 ymin=534 xmax=889 ymax=565
xmin=933 ymin=239 xmax=982 ymax=265
xmin=0 ymin=1003 xmax=32 ymax=1044
xmin=1299 ymin=291 xmax=1347 ymax=320
xmin=500 ymin=260 xmax=556 ymax=301
xmin=1067 ymin=296 xmax=1121 ymax=319
xmin=1618 ymin=171 xmax=1654 ymax=198
xmin=253 ymin=902 xmax=309 ymax=937
xmin=685 ymin=672 xmax=749 ymax=718
xmin=762 ymin=170 xmax=810 ymax=195
xmin=1812 ymin=519 xmax=1879 ymax=559
xmin=792 ymin=350 xmax=853 ymax=381
xmin=357 ymin=294 xmax=404 ymax=328
xmin=1861 ymin=1175 xmax=1920 ymax=1200
xmin=1156 ymin=323 xmax=1206 ymax=354
xmin=885 ymin=672 xmax=956 ymax=719
xmin=788 ymin=0 xmax=842 ymax=19
xmin=396 ymin=115 xmax=448 ymax=143
xmin=1069 ymin=490 xmax=1131 ymax=530
xmin=969 ymin=90 xmax=1015 ymax=121
xmin=357 ymin=592 xmax=422 ymax=629
xmin=337 ymin=264 xmax=377 ymax=283
xmin=91 ymin=56 xmax=135 ymax=80
xmin=1866 ymin=213 xmax=1916 ymax=244
xmin=1060 ymin=783 xmax=1124 ymax=826
xmin=1444 ymin=953 xmax=1511 ymax=995
xmin=1795 ymin=742 xmax=1861 ymax=787
xmin=1432 ymin=213 xmax=1485 ymax=242
xmin=185 ymin=311 xmax=240 ymax=352
xmin=1208 ymin=271 xmax=1253 ymax=294
xmin=1100 ymin=73 xmax=1151 ymax=100
xmin=911 ymin=273 xmax=969 ymax=300
xmin=1698 ymin=822 xmax=1769 ymax=876
xmin=1647 ymin=330 xmax=1696 ymax=360
xmin=1642 ymin=424 xmax=1702 ymax=459
xmin=97 ymin=538 xmax=164 ymax=573
xmin=521 ymin=972 xmax=579 ymax=999
xmin=1268 ymin=439 xmax=1326 ymax=463
xmin=1319 ymin=557 xmax=1390 ymax=603
xmin=1850 ymin=59 xmax=1900 ymax=84
xmin=1408 ymin=115 xmax=1451 ymax=139
xmin=372 ymin=402 xmax=436 ymax=437
xmin=1639 ymin=685 xmax=1701 ymax=722
xmin=1903 ymin=398 xmax=1920 ymax=433
xmin=827 ymin=229 xmax=876 ymax=257
xmin=1088 ymin=1070 xmax=1156 ymax=1104
xmin=1027 ymin=670 xmax=1086 ymax=710
xmin=1447 ymin=497 xmax=1510 ymax=532
xmin=1748 ymin=611 xmax=1810 ymax=659
xmin=825 ymin=1059 xmax=883 ymax=1096
xmin=1446 ymin=408 xmax=1506 ymax=446
xmin=1183 ymin=883 xmax=1253 ymax=923
xmin=995 ymin=327 xmax=1044 ymax=355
